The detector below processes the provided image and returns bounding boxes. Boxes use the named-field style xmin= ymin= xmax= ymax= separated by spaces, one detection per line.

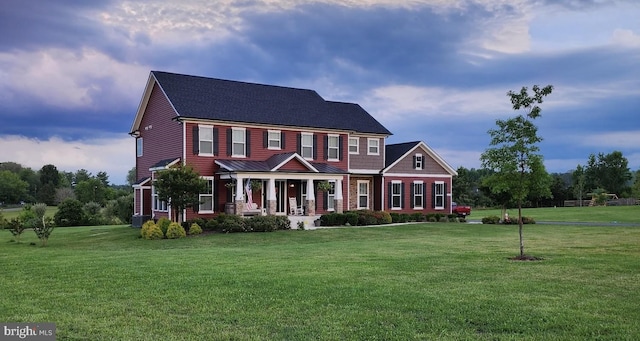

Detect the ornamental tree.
xmin=154 ymin=163 xmax=208 ymax=223
xmin=480 ymin=85 xmax=553 ymax=259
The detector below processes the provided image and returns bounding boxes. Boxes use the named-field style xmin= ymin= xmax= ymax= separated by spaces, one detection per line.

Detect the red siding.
xmin=279 ymin=159 xmax=310 ymax=171
xmin=383 ymin=176 xmax=453 ymax=214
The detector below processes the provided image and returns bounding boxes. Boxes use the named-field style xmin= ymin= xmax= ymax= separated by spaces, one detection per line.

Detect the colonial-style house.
xmin=130 ymin=71 xmax=456 ymax=225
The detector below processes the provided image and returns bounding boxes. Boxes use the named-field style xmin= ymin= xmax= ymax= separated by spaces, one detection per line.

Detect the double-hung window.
xmin=301 ymin=133 xmax=314 ymax=159
xmin=434 ymin=181 xmax=445 ymax=209
xmin=136 ymin=138 xmax=143 ymax=157
xmin=268 ymin=130 xmax=281 ymax=149
xmin=199 ymin=177 xmax=214 ymax=212
xmin=357 ymin=180 xmax=369 ymax=209
xmin=413 ymin=181 xmax=424 ymax=209
xmin=368 ymin=138 xmax=379 ymax=155
xmin=349 ymin=137 xmax=359 ymax=154
xmin=199 ymin=125 xmax=214 ymax=155
xmin=152 ymin=185 xmax=167 ymax=212
xmin=232 ymin=128 xmax=246 ymax=157
xmin=391 ymin=181 xmax=402 ymax=210
xmin=327 ymin=135 xmax=339 ymax=161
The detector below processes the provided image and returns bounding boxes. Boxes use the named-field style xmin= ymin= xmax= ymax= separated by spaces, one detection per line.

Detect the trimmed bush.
xmin=482 ymin=216 xmax=501 ymax=224
xmin=205 ymin=217 xmax=221 ymax=231
xmin=344 ymin=212 xmax=359 ymax=226
xmin=166 ymin=222 xmax=186 ymax=239
xmin=188 ymin=223 xmax=203 ymax=235
xmin=274 ymin=216 xmax=291 ymax=230
xmin=156 ymin=217 xmax=171 ymax=236
xmin=219 ymin=214 xmax=246 ymax=233
xmin=245 ymin=215 xmax=278 ymax=232
xmin=141 ymin=220 xmax=163 ymax=240
xmin=410 ymin=213 xmax=424 ymax=222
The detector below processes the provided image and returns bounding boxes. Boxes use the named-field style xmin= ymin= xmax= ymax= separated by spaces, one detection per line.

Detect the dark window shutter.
xmin=339 ymin=136 xmax=343 ymax=160
xmin=432 ymin=183 xmax=436 ymax=208
xmin=410 ymin=183 xmax=415 ymax=208
xmin=401 ymin=183 xmax=405 ymax=209
xmin=444 ymin=183 xmax=448 ymax=208
xmin=313 ymin=134 xmax=318 ymax=160
xmin=246 ymin=129 xmax=251 ymax=157
xmin=297 ymin=133 xmax=301 ymax=154
xmin=422 ymin=183 xmax=427 ymax=208
xmin=413 ymin=155 xmax=417 ymax=169
xmin=281 ymin=132 xmax=286 ymax=149
xmin=212 ymin=128 xmax=219 ymax=156
xmin=323 ymin=135 xmax=328 ymax=160
xmin=263 ymin=131 xmax=268 ymax=148
xmin=387 ymin=182 xmax=392 ymax=209
xmin=213 ymin=179 xmax=218 ymax=213
xmin=323 ymin=191 xmax=328 ymax=210
xmin=192 ymin=126 xmax=199 ymax=155
xmin=226 ymin=128 xmax=232 ymax=156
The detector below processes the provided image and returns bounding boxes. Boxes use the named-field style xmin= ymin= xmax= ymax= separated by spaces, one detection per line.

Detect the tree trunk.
xmin=518 ymin=200 xmax=524 ymax=256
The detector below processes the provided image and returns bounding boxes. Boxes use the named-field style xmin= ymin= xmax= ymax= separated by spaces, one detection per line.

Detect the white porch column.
xmin=335 ymin=180 xmax=343 ymax=200
xmin=334 ymin=179 xmax=344 ymax=213
xmin=267 ymin=178 xmax=277 ymax=215
xmin=306 ymin=179 xmax=316 ymax=216
xmin=235 ymin=176 xmax=244 ymax=215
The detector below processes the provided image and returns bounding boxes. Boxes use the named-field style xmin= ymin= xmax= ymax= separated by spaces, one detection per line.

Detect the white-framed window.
xmin=301 ymin=133 xmax=314 ymax=159
xmin=232 ymin=128 xmax=246 ymax=157
xmin=391 ymin=181 xmax=402 ymax=210
xmin=368 ymin=138 xmax=380 ymax=155
xmin=199 ymin=177 xmax=214 ymax=213
xmin=327 ymin=181 xmax=336 ymax=211
xmin=415 ymin=154 xmax=423 ymax=170
xmin=349 ymin=137 xmax=359 ymax=154
xmin=136 ymin=138 xmax=143 ymax=157
xmin=268 ymin=130 xmax=281 ymax=150
xmin=413 ymin=181 xmax=424 ymax=209
xmin=152 ymin=185 xmax=167 ymax=212
xmin=199 ymin=125 xmax=214 ymax=155
xmin=327 ymin=135 xmax=339 ymax=161
xmin=357 ymin=180 xmax=369 ymax=209
xmin=434 ymin=181 xmax=445 ymax=209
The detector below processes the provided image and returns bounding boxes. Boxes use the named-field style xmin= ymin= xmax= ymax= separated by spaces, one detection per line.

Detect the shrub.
xmin=245 ymin=215 xmax=278 ymax=232
xmin=83 ymin=201 xmax=104 ymax=226
xmin=205 ymin=217 xmax=221 ymax=231
xmin=390 ymin=213 xmax=401 ymax=223
xmin=482 ymin=216 xmax=501 ymax=224
xmin=522 ymin=216 xmax=536 ymax=224
xmin=410 ymin=213 xmax=424 ymax=222
xmin=274 ymin=216 xmax=291 ymax=230
xmin=55 ymin=199 xmax=86 ymax=226
xmin=156 ymin=217 xmax=171 ymax=236
xmin=297 ymin=221 xmax=305 ymax=230
xmin=378 ymin=211 xmax=392 ymax=224
xmin=141 ymin=220 xmax=163 ymax=240
xmin=32 ymin=203 xmax=55 ymax=246
xmin=166 ymin=222 xmax=186 ymax=239
xmin=188 ymin=223 xmax=203 ymax=235
xmin=320 ymin=213 xmax=344 ymax=226
xmin=5 ymin=218 xmax=27 ymax=243
xmin=219 ymin=214 xmax=246 ymax=233
xmin=344 ymin=212 xmax=359 ymax=226
xmin=438 ymin=216 xmax=448 ymax=223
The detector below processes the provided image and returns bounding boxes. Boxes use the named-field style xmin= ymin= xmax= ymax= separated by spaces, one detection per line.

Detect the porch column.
xmin=235 ymin=176 xmax=244 ymax=215
xmin=267 ymin=178 xmax=277 ymax=215
xmin=306 ymin=179 xmax=316 ymax=216
xmin=334 ymin=179 xmax=344 ymax=214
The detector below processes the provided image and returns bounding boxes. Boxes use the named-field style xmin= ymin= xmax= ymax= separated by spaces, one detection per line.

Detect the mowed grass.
xmin=2 ymin=223 xmax=640 ymax=340
xmin=474 ymin=205 xmax=640 ymax=224
xmin=1 ymin=206 xmax=58 ymax=220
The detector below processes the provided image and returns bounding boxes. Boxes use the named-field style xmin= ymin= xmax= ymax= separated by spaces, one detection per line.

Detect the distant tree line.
xmin=453 ymin=150 xmax=639 ymax=208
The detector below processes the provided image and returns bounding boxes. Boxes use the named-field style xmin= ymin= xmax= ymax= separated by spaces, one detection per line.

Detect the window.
xmin=368 ymin=138 xmax=379 ymax=155
xmin=136 ymin=138 xmax=143 ymax=157
xmin=327 ymin=135 xmax=339 ymax=161
xmin=268 ymin=130 xmax=281 ymax=149
xmin=391 ymin=181 xmax=402 ymax=210
xmin=357 ymin=180 xmax=369 ymax=209
xmin=232 ymin=128 xmax=246 ymax=157
xmin=349 ymin=137 xmax=359 ymax=154
xmin=152 ymin=185 xmax=167 ymax=212
xmin=413 ymin=181 xmax=424 ymax=209
xmin=434 ymin=181 xmax=445 ymax=209
xmin=301 ymin=133 xmax=314 ymax=159
xmin=199 ymin=177 xmax=214 ymax=212
xmin=199 ymin=125 xmax=214 ymax=155
xmin=414 ymin=154 xmax=423 ymax=170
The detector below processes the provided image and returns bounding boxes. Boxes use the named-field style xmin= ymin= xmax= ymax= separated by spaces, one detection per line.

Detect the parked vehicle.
xmin=452 ymin=202 xmax=471 ymax=217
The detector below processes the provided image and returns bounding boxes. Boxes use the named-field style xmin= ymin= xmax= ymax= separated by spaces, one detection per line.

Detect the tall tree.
xmin=572 ymin=165 xmax=586 ymax=206
xmin=154 ymin=164 xmax=207 ymax=223
xmin=480 ymin=85 xmax=553 ymax=258
xmin=585 ymin=151 xmax=632 ymax=196
xmin=39 ymin=164 xmax=60 ymax=187
xmin=0 ymin=170 xmax=29 ymax=204
xmin=96 ymin=171 xmax=110 ymax=187
xmin=126 ymin=167 xmax=137 ymax=186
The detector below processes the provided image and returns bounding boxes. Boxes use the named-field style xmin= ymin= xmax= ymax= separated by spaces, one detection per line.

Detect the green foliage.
xmin=218 ymin=214 xmax=247 ymax=233
xmin=32 ymin=203 xmax=55 ymax=246
xmin=344 ymin=212 xmax=359 ymax=226
xmin=154 ymin=164 xmax=208 ymax=222
xmin=103 ymin=194 xmax=133 ymax=224
xmin=166 ymin=222 xmax=186 ymax=239
xmin=188 ymin=223 xmax=203 ymax=235
xmin=245 ymin=215 xmax=279 ymax=232
xmin=75 ymin=178 xmax=108 ymax=205
xmin=273 ymin=216 xmax=291 ymax=230
xmin=410 ymin=213 xmax=425 ymax=222
xmin=140 ymin=220 xmax=163 ymax=240
xmin=0 ymin=170 xmax=29 ymax=204
xmin=585 ymin=151 xmax=632 ymax=196
xmin=482 ymin=216 xmax=501 ymax=224
xmin=156 ymin=217 xmax=171 ymax=236
xmin=297 ymin=221 xmax=305 ymax=230
xmin=5 ymin=217 xmax=27 ymax=242
xmin=321 ymin=210 xmax=391 ymax=226
xmin=55 ymin=199 xmax=86 ymax=227
xmin=83 ymin=201 xmax=104 ymax=226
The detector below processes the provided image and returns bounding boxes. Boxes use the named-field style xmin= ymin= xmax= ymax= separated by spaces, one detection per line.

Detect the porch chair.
xmin=288 ymin=197 xmax=304 ymax=215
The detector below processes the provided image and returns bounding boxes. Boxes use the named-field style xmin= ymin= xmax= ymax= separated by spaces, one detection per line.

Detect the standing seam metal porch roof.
xmin=151 ymin=71 xmax=392 ymax=135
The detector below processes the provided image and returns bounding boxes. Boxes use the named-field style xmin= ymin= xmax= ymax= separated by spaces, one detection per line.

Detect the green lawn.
xmin=474 ymin=205 xmax=640 ymax=223
xmin=2 ymin=223 xmax=640 ymax=340
xmin=1 ymin=206 xmax=58 ymax=220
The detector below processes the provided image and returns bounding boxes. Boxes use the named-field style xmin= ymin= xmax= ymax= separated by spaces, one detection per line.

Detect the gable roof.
xmin=383 ymin=141 xmax=457 ymax=176
xmin=132 ymin=71 xmax=391 ymax=135
xmin=214 ymin=152 xmax=347 ymax=174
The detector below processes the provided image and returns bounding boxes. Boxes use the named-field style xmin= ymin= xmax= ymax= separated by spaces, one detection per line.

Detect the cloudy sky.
xmin=1 ymin=0 xmax=639 ymax=184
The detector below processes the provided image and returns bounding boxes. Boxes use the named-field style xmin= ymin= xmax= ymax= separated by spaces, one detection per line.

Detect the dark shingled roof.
xmin=152 ymin=71 xmax=391 ymax=135
xmin=385 ymin=141 xmax=421 ymax=168
xmin=150 ymin=157 xmax=180 ymax=169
